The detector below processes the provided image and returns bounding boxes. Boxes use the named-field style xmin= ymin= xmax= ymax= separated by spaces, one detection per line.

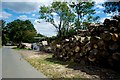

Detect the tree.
xmin=39 ymin=2 xmax=75 ymax=37
xmin=36 ymin=33 xmax=46 ymax=37
xmin=113 ymin=15 xmax=120 ymax=21
xmin=5 ymin=19 xmax=36 ymax=46
xmin=69 ymin=1 xmax=99 ymax=29
xmin=1 ymin=20 xmax=10 ymax=45
xmin=23 ymin=30 xmax=36 ymax=43
xmin=24 ymin=20 xmax=36 ymax=31
xmin=0 ymin=20 xmax=3 ymax=36
xmin=0 ymin=20 xmax=6 ymax=28
xmin=102 ymin=1 xmax=120 ymax=15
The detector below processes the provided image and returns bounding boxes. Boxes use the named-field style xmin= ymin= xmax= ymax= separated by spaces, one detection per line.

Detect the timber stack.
xmin=51 ymin=16 xmax=120 ymax=72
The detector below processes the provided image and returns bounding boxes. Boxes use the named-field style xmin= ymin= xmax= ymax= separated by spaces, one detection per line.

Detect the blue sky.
xmin=0 ymin=0 xmax=114 ymax=37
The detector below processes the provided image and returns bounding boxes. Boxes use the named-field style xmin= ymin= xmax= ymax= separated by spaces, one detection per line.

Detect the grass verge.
xmin=12 ymin=47 xmax=32 ymax=50
xmin=16 ymin=49 xmax=120 ymax=79
xmin=25 ymin=54 xmax=99 ymax=79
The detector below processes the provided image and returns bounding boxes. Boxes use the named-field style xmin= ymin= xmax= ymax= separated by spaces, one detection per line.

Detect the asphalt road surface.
xmin=0 ymin=48 xmax=2 ymax=79
xmin=2 ymin=46 xmax=48 ymax=78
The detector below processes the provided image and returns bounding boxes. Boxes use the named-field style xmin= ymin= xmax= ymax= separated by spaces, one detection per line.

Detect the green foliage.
xmin=1 ymin=20 xmax=9 ymax=45
xmin=66 ymin=28 xmax=77 ymax=37
xmin=103 ymin=2 xmax=120 ymax=15
xmin=0 ymin=22 xmax=1 ymax=44
xmin=24 ymin=20 xmax=36 ymax=31
xmin=23 ymin=30 xmax=36 ymax=43
xmin=70 ymin=1 xmax=99 ymax=29
xmin=0 ymin=19 xmax=6 ymax=28
xmin=36 ymin=33 xmax=46 ymax=37
xmin=39 ymin=2 xmax=75 ymax=37
xmin=2 ymin=34 xmax=9 ymax=45
xmin=2 ymin=19 xmax=37 ymax=45
xmin=39 ymin=1 xmax=100 ymax=38
xmin=46 ymin=36 xmax=58 ymax=43
xmin=0 ymin=20 xmax=5 ymax=37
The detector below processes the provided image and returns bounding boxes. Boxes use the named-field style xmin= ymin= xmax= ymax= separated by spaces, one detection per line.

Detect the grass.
xmin=25 ymin=54 xmax=96 ymax=79
xmin=18 ymin=50 xmax=120 ymax=79
xmin=12 ymin=47 xmax=32 ymax=50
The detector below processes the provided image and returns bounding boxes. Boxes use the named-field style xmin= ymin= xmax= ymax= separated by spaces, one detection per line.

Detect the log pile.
xmin=51 ymin=17 xmax=120 ymax=72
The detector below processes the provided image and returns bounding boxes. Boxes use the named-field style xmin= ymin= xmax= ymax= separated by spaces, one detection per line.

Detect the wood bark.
xmin=52 ymin=18 xmax=120 ymax=72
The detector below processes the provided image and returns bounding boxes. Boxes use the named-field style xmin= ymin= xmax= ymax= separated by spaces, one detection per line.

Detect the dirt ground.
xmin=15 ymin=49 xmax=120 ymax=80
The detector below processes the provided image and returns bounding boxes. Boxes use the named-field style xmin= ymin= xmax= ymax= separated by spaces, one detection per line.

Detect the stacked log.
xmin=51 ymin=17 xmax=120 ymax=72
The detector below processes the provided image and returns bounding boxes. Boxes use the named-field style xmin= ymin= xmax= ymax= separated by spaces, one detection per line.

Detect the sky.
xmin=0 ymin=0 xmax=115 ymax=37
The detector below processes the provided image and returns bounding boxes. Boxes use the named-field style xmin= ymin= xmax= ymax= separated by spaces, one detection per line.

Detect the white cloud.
xmin=0 ymin=11 xmax=12 ymax=19
xmin=2 ymin=0 xmax=53 ymax=6
xmin=2 ymin=1 xmax=54 ymax=14
xmin=32 ymin=14 xmax=35 ymax=17
xmin=99 ymin=17 xmax=110 ymax=23
xmin=106 ymin=13 xmax=113 ymax=17
xmin=34 ymin=19 xmax=57 ymax=37
xmin=51 ymin=12 xmax=58 ymax=16
xmin=18 ymin=15 xmax=28 ymax=20
xmin=34 ymin=19 xmax=46 ymax=24
xmin=2 ymin=0 xmax=53 ymax=2
xmin=2 ymin=2 xmax=42 ymax=13
xmin=38 ymin=0 xmax=53 ymax=6
xmin=100 ymin=18 xmax=105 ymax=23
xmin=95 ymin=10 xmax=105 ymax=14
xmin=95 ymin=5 xmax=104 ymax=9
xmin=93 ymin=0 xmax=106 ymax=4
xmin=18 ymin=15 xmax=34 ymax=20
xmin=93 ymin=0 xmax=119 ymax=4
xmin=95 ymin=11 xmax=101 ymax=14
xmin=106 ymin=11 xmax=119 ymax=17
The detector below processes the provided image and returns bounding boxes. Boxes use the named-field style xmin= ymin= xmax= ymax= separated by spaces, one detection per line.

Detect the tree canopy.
xmin=39 ymin=1 xmax=99 ymax=37
xmin=103 ymin=1 xmax=120 ymax=15
xmin=1 ymin=20 xmax=9 ymax=45
xmin=39 ymin=2 xmax=76 ymax=37
xmin=2 ymin=19 xmax=37 ymax=45
xmin=70 ymin=1 xmax=99 ymax=29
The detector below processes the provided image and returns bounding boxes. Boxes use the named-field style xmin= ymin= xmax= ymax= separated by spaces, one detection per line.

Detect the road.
xmin=0 ymin=48 xmax=2 ymax=79
xmin=2 ymin=46 xmax=48 ymax=78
